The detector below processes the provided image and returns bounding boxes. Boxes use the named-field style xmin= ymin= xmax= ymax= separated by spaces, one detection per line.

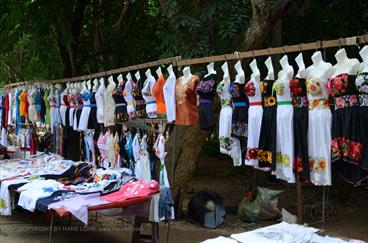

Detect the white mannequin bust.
xmin=306 ymin=51 xmax=333 ymax=81
xmin=264 ymin=57 xmax=274 ymax=80
xmin=278 ymin=55 xmax=294 ymax=81
xmin=135 ymin=71 xmax=141 ymax=81
xmin=249 ymin=59 xmax=260 ymax=82
xmin=332 ymin=48 xmax=360 ymax=76
xmin=167 ymin=65 xmax=174 ymax=76
xmin=82 ymin=81 xmax=87 ymax=91
xmin=205 ymin=62 xmax=216 ymax=78
xmin=117 ymin=74 xmax=123 ymax=85
xmin=145 ymin=69 xmax=153 ymax=80
xmin=221 ymin=62 xmax=230 ymax=82
xmin=295 ymin=53 xmax=306 ymax=78
xmin=182 ymin=66 xmax=192 ymax=82
xmin=99 ymin=77 xmax=105 ymax=87
xmin=66 ymin=83 xmax=70 ymax=93
xmin=86 ymin=80 xmax=92 ymax=91
xmin=92 ymin=78 xmax=98 ymax=92
xmin=359 ymin=46 xmax=368 ymax=72
xmin=108 ymin=76 xmax=114 ymax=85
xmin=156 ymin=67 xmax=162 ymax=77
xmin=126 ymin=72 xmax=132 ymax=81
xmin=234 ymin=61 xmax=245 ymax=84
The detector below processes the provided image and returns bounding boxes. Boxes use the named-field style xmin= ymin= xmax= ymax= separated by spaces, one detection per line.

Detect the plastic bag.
xmin=237 ymin=187 xmax=282 ymax=222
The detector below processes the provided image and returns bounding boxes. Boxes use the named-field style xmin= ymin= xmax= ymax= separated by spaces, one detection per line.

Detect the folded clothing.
xmin=101 ymin=180 xmax=159 ymax=203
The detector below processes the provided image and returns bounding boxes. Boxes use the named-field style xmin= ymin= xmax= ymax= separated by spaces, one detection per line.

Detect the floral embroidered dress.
xmin=103 ymin=82 xmax=117 ymax=127
xmin=244 ymin=78 xmax=263 ymax=167
xmin=289 ymin=77 xmax=309 ymax=180
xmin=273 ymin=77 xmax=295 ymax=183
xmin=196 ymin=73 xmax=216 ymax=131
xmin=327 ymin=73 xmax=367 ymax=185
xmin=258 ymin=79 xmax=276 ymax=168
xmin=142 ymin=76 xmax=158 ymax=119
xmin=217 ymin=78 xmax=241 ymax=166
xmin=230 ymin=83 xmax=248 ymax=139
xmin=307 ymin=77 xmax=332 ymax=185
xmin=355 ymin=71 xmax=368 ymax=183
xmin=113 ymin=82 xmax=128 ymax=123
xmin=132 ymin=79 xmax=146 ymax=118
xmin=123 ymin=79 xmax=136 ymax=119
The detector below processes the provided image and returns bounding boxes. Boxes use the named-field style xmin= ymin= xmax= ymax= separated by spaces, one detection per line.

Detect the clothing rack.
xmin=3 ymin=33 xmax=368 ymax=227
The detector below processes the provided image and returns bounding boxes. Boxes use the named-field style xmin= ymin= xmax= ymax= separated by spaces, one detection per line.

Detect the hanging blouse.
xmin=112 ymin=82 xmax=128 ymax=123
xmin=132 ymin=79 xmax=146 ymax=118
xmin=196 ymin=73 xmax=216 ymax=131
xmin=175 ymin=75 xmax=200 ymax=125
xmin=3 ymin=93 xmax=9 ymax=128
xmin=28 ymin=89 xmax=38 ymax=123
xmin=230 ymin=82 xmax=248 ymax=138
xmin=87 ymin=91 xmax=98 ymax=129
xmin=68 ymin=94 xmax=76 ymax=128
xmin=103 ymin=82 xmax=116 ymax=127
xmin=95 ymin=82 xmax=106 ymax=124
xmin=152 ymin=75 xmax=166 ymax=115
xmin=134 ymin=134 xmax=151 ymax=180
xmin=78 ymin=91 xmax=92 ymax=131
xmin=123 ymin=79 xmax=136 ymax=118
xmin=59 ymin=91 xmax=68 ymax=126
xmin=163 ymin=73 xmax=177 ymax=123
xmin=43 ymin=89 xmax=50 ymax=126
xmin=142 ymin=76 xmax=157 ymax=118
xmin=19 ymin=89 xmax=28 ymax=118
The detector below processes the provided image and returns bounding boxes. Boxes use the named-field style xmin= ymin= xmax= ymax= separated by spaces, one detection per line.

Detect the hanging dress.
xmin=273 ymin=77 xmax=295 ymax=183
xmin=134 ymin=134 xmax=151 ymax=181
xmin=39 ymin=88 xmax=46 ymax=124
xmin=258 ymin=79 xmax=277 ymax=168
xmin=73 ymin=93 xmax=83 ymax=131
xmin=19 ymin=89 xmax=28 ymax=120
xmin=78 ymin=91 xmax=92 ymax=131
xmin=27 ymin=89 xmax=38 ymax=123
xmin=230 ymin=82 xmax=248 ymax=139
xmin=34 ymin=89 xmax=43 ymax=123
xmin=244 ymin=79 xmax=263 ymax=167
xmin=62 ymin=93 xmax=70 ymax=127
xmin=163 ymin=73 xmax=177 ymax=123
xmin=152 ymin=74 xmax=167 ymax=116
xmin=87 ymin=91 xmax=97 ymax=129
xmin=104 ymin=82 xmax=116 ymax=127
xmin=47 ymin=90 xmax=56 ymax=132
xmin=68 ymin=94 xmax=76 ymax=128
xmin=95 ymin=82 xmax=105 ymax=124
xmin=289 ymin=77 xmax=310 ymax=180
xmin=142 ymin=76 xmax=158 ymax=119
xmin=43 ymin=89 xmax=50 ymax=126
xmin=112 ymin=82 xmax=128 ymax=123
xmin=54 ymin=89 xmax=62 ymax=125
xmin=306 ymin=77 xmax=332 ymax=186
xmin=175 ymin=75 xmax=200 ymax=125
xmin=123 ymin=79 xmax=136 ymax=119
xmin=132 ymin=79 xmax=146 ymax=118
xmin=327 ymin=73 xmax=367 ymax=185
xmin=217 ymin=79 xmax=242 ymax=166
xmin=59 ymin=90 xmax=68 ymax=126
xmin=196 ymin=73 xmax=216 ymax=131
xmin=355 ymin=71 xmax=368 ymax=177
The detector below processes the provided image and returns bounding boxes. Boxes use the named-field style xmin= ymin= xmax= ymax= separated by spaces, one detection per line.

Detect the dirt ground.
xmin=0 ymin=155 xmax=367 ymax=243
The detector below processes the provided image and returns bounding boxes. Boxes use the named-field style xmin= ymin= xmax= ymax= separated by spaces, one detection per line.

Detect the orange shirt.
xmin=19 ymin=89 xmax=28 ymax=117
xmin=152 ymin=75 xmax=166 ymax=114
xmin=175 ymin=75 xmax=200 ymax=125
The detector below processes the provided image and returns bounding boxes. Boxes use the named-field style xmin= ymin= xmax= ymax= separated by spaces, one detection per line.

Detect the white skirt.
xmin=60 ymin=106 xmax=67 ymax=126
xmin=245 ymin=105 xmax=263 ymax=167
xmin=69 ymin=107 xmax=75 ymax=127
xmin=274 ymin=105 xmax=295 ymax=183
xmin=308 ymin=109 xmax=332 ymax=186
xmin=28 ymin=105 xmax=38 ymax=123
